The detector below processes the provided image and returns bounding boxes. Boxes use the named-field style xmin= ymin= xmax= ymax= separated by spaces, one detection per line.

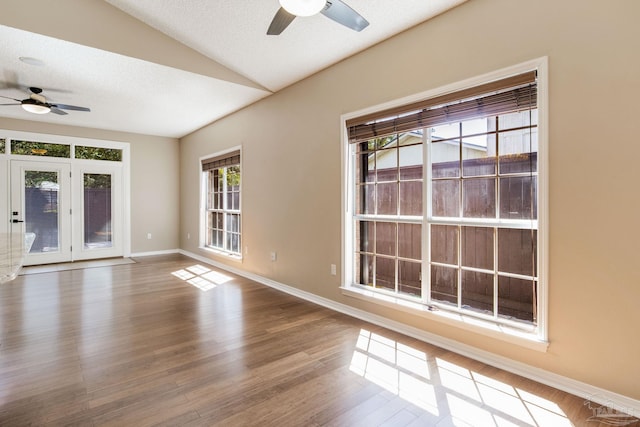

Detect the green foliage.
xmin=23 ymin=171 xmax=111 ymax=189
xmin=75 ymin=146 xmax=122 ymax=161
xmin=11 ymin=140 xmax=70 ymax=158
xmin=24 ymin=171 xmax=57 ymax=188
xmin=7 ymin=140 xmax=122 ymax=161
xmin=0 ymin=138 xmax=5 ymax=154
xmin=226 ymin=166 xmax=241 ymax=187
xmin=84 ymin=173 xmax=112 ymax=189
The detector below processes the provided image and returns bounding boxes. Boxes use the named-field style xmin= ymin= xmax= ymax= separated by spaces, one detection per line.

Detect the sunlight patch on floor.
xmin=350 ymin=328 xmax=573 ymax=426
xmin=350 ymin=329 xmax=439 ymax=415
xmin=171 ymin=264 xmax=232 ymax=291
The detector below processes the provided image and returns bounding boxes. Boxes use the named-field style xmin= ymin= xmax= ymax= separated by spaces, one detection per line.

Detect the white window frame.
xmin=341 ymin=58 xmax=548 ymax=350
xmin=199 ymin=146 xmax=242 ymax=259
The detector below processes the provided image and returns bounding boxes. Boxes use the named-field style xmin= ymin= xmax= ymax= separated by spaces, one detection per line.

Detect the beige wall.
xmin=179 ymin=0 xmax=640 ymax=399
xmin=0 ymin=117 xmax=180 ymax=253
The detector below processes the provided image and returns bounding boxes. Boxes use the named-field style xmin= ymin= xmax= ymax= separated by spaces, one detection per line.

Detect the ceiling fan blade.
xmin=321 ymin=0 xmax=369 ymax=31
xmin=1 ymin=103 xmax=21 ymax=106
xmin=50 ymin=103 xmax=90 ymax=112
xmin=50 ymin=107 xmax=68 ymax=115
xmin=0 ymin=94 xmax=22 ymax=102
xmin=267 ymin=7 xmax=296 ymax=35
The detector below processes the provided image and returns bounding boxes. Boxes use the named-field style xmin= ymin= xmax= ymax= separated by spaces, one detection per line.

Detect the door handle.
xmin=12 ymin=219 xmax=24 ymax=223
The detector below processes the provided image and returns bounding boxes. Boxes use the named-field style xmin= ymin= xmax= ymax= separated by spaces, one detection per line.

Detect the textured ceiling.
xmin=105 ymin=0 xmax=467 ymax=92
xmin=0 ymin=25 xmax=270 ymax=138
xmin=0 ymin=0 xmax=466 ymax=138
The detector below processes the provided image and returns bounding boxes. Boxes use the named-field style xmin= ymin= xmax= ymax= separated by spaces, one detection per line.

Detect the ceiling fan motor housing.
xmin=30 ymin=93 xmax=47 ymax=103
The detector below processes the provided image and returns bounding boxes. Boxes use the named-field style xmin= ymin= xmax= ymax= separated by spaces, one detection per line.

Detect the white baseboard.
xmin=178 ymin=249 xmax=640 ymax=418
xmin=131 ymin=249 xmax=179 ymax=257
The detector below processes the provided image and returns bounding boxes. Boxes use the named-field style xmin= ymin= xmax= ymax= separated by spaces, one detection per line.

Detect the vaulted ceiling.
xmin=0 ymin=0 xmax=466 ymax=138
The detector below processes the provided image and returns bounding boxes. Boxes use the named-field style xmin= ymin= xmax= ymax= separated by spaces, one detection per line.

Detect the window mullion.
xmin=493 ymin=227 xmax=499 ymax=320
xmin=423 ymin=128 xmax=431 ymax=305
xmin=493 ymin=116 xmax=500 ymax=319
xmin=457 ymin=224 xmax=462 ymax=310
xmin=395 ymin=137 xmax=400 ymax=294
xmin=372 ymin=144 xmax=377 ymax=289
xmin=222 ymin=167 xmax=229 ymax=252
xmin=457 ymin=122 xmax=463 ymax=310
xmin=220 ymin=169 xmax=225 ymax=252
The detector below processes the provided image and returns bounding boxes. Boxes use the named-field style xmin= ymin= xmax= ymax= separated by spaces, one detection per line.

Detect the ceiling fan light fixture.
xmin=279 ymin=0 xmax=325 ymax=17
xmin=21 ymin=99 xmax=51 ymax=114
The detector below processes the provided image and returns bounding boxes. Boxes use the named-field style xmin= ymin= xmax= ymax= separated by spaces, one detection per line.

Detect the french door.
xmin=72 ymin=161 xmax=123 ymax=260
xmin=10 ymin=161 xmax=71 ymax=265
xmin=10 ymin=159 xmax=123 ymax=265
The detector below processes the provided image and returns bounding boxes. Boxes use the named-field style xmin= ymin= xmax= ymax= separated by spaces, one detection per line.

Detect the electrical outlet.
xmin=270 ymin=251 xmax=277 ymax=262
xmin=187 ymin=233 xmax=190 ymax=240
xmin=330 ymin=264 xmax=337 ymax=276
xmin=147 ymin=233 xmax=152 ymax=239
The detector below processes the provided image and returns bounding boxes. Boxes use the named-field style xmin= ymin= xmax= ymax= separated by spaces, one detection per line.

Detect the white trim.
xmin=71 ymin=161 xmax=124 ymax=260
xmin=341 ymin=285 xmax=545 ymax=351
xmin=198 ymin=145 xmax=243 ymax=255
xmin=0 ymin=151 xmax=8 ymax=238
xmin=199 ymin=245 xmax=243 ymax=263
xmin=339 ymin=57 xmax=549 ymax=341
xmin=340 ymin=119 xmax=350 ymax=293
xmin=10 ymin=160 xmax=72 ymax=265
xmin=178 ymin=248 xmax=640 ymax=418
xmin=0 ymin=129 xmax=132 ymax=258
xmin=0 ymin=129 xmax=129 ymax=149
xmin=536 ymin=57 xmax=550 ymax=342
xmin=121 ymin=143 xmax=131 ymax=258
xmin=131 ymin=249 xmax=179 ymax=257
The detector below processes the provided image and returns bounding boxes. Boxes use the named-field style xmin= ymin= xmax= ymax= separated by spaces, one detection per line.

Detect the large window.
xmin=345 ymin=68 xmax=545 ymax=339
xmin=201 ymin=150 xmax=241 ymax=256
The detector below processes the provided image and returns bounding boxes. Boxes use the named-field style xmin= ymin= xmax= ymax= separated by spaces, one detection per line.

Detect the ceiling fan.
xmin=0 ymin=87 xmax=90 ymax=115
xmin=268 ymin=0 xmax=369 ymax=35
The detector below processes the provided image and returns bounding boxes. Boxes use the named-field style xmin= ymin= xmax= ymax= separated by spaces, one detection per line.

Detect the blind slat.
xmin=202 ymin=150 xmax=240 ymax=171
xmin=347 ymin=72 xmax=537 ymax=143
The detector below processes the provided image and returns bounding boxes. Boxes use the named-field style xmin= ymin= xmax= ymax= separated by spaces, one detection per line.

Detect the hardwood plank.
xmin=0 ymin=253 xmax=632 ymax=426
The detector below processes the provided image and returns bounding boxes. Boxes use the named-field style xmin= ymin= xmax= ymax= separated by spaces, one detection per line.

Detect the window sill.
xmin=340 ymin=286 xmax=548 ymax=352
xmin=200 ymin=246 xmax=243 ymax=263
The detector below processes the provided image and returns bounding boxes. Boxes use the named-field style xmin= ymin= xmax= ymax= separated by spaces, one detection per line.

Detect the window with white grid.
xmin=201 ymin=150 xmax=241 ymax=256
xmin=345 ymin=68 xmax=546 ymax=338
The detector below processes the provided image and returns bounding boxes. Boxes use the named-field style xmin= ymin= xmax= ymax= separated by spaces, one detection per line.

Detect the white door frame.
xmin=11 ymin=159 xmax=72 ymax=265
xmin=0 ymin=153 xmax=7 ymax=236
xmin=0 ymin=151 xmax=11 ymax=278
xmin=1 ymin=130 xmax=131 ymax=265
xmin=72 ymin=160 xmax=124 ymax=260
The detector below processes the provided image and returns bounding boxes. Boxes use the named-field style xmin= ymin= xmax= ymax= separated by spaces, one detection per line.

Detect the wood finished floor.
xmin=0 ymin=254 xmax=631 ymax=426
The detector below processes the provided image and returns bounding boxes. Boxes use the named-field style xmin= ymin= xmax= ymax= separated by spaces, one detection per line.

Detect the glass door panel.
xmin=72 ymin=163 xmax=122 ymax=260
xmin=25 ymin=170 xmax=60 ymax=254
xmin=10 ymin=160 xmax=71 ymax=265
xmin=83 ymin=173 xmax=113 ymax=249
